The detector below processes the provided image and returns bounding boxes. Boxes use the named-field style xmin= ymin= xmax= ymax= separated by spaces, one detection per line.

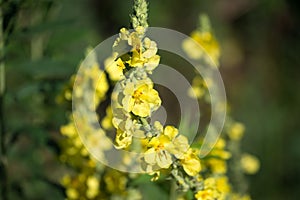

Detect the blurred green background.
xmin=0 ymin=0 xmax=299 ymax=199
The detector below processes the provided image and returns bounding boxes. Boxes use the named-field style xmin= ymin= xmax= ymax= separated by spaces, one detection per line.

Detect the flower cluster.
xmin=58 ymin=49 xmax=143 ymax=200
xmin=181 ymin=15 xmax=260 ymax=199
xmin=57 ymin=0 xmax=260 ymax=199
xmin=105 ymin=25 xmax=203 ymax=181
xmin=182 ymin=14 xmax=220 ymax=66
xmin=105 ymin=27 xmax=162 ymax=149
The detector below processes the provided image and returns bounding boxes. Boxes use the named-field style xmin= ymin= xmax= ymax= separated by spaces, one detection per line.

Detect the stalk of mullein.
xmin=131 ymin=0 xmax=148 ymax=30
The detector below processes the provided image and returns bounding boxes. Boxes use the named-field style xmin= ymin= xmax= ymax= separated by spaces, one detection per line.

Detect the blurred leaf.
xmin=139 ymin=183 xmax=169 ymax=200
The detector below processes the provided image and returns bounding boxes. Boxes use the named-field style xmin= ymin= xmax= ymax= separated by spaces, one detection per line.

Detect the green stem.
xmin=0 ymin=2 xmax=8 ymax=200
xmin=169 ymin=180 xmax=177 ymax=200
xmin=228 ymin=140 xmax=248 ymax=194
xmin=140 ymin=118 xmax=151 ymax=132
xmin=197 ymin=14 xmax=211 ymax=33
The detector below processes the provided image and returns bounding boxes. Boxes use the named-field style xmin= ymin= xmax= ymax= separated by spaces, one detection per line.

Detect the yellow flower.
xmin=122 ymin=80 xmax=161 ymax=117
xmin=61 ymin=175 xmax=71 ymax=186
xmin=204 ymin=177 xmax=216 ymax=189
xmin=95 ymin=68 xmax=109 ymax=104
xmin=207 ymin=158 xmax=227 ymax=174
xmin=240 ymin=153 xmax=260 ymax=174
xmin=193 ymin=31 xmax=220 ymax=63
xmin=101 ymin=106 xmax=113 ymax=130
xmin=81 ymin=49 xmax=109 ymax=100
xmin=188 ymin=76 xmax=207 ymax=99
xmin=215 ymin=176 xmax=231 ymax=193
xmin=144 ymin=135 xmax=173 ymax=168
xmin=105 ymin=53 xmax=125 ymax=81
xmin=144 ymin=54 xmax=160 ymax=72
xmin=86 ymin=176 xmax=99 ymax=199
xmin=182 ymin=37 xmax=203 ymax=60
xmin=104 ymin=169 xmax=128 ymax=194
xmin=179 ymin=148 xmax=201 ymax=176
xmin=85 ymin=129 xmax=112 ymax=160
xmin=61 ymin=122 xmax=77 ymax=138
xmin=112 ymin=107 xmax=132 ymax=129
xmin=195 ymin=189 xmax=218 ymax=200
xmin=113 ymin=27 xmax=160 ymax=72
xmin=112 ymin=107 xmax=145 ymax=149
xmin=128 ymin=30 xmax=142 ymax=50
xmin=144 ymin=125 xmax=189 ymax=169
xmin=66 ymin=188 xmax=79 ymax=199
xmin=228 ymin=122 xmax=245 ymax=141
xmin=128 ymin=50 xmax=146 ymax=67
xmin=182 ymin=27 xmax=220 ymax=66
xmin=126 ymin=37 xmax=160 ymax=72
xmin=143 ymin=37 xmax=158 ymax=57
xmin=74 ymin=58 xmax=109 ymax=110
xmin=195 ymin=178 xmax=221 ymax=200
xmin=209 ymin=138 xmax=231 ymax=159
xmin=126 ymin=46 xmax=160 ymax=71
xmin=119 ymin=27 xmax=130 ymax=40
xmin=185 ymin=31 xmax=220 ymax=64
xmin=115 ymin=128 xmax=133 ymax=149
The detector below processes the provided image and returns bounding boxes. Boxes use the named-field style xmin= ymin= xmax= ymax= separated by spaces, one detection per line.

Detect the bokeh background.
xmin=1 ymin=0 xmax=300 ymax=199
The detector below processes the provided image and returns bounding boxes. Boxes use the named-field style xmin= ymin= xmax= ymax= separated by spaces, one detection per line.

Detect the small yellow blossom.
xmin=143 ymin=37 xmax=158 ymax=58
xmin=74 ymin=56 xmax=109 ymax=110
xmin=122 ymin=80 xmax=161 ymax=117
xmin=66 ymin=188 xmax=79 ymax=199
xmin=216 ymin=176 xmax=231 ymax=193
xmin=128 ymin=30 xmax=142 ymax=50
xmin=195 ymin=189 xmax=219 ymax=200
xmin=195 ymin=178 xmax=221 ymax=200
xmin=228 ymin=122 xmax=245 ymax=141
xmin=210 ymin=139 xmax=231 ymax=159
xmin=144 ymin=135 xmax=173 ymax=168
xmin=112 ymin=107 xmax=144 ymax=149
xmin=85 ymin=129 xmax=112 ymax=160
xmin=126 ymin=37 xmax=160 ymax=72
xmin=104 ymin=170 xmax=128 ymax=194
xmin=182 ymin=14 xmax=220 ymax=66
xmin=188 ymin=76 xmax=207 ymax=99
xmin=95 ymin=69 xmax=109 ymax=103
xmin=113 ymin=27 xmax=160 ymax=72
xmin=180 ymin=148 xmax=201 ymax=176
xmin=86 ymin=176 xmax=99 ymax=198
xmin=61 ymin=123 xmax=77 ymax=138
xmin=183 ymin=31 xmax=220 ymax=65
xmin=61 ymin=175 xmax=71 ymax=186
xmin=115 ymin=128 xmax=133 ymax=149
xmin=105 ymin=53 xmax=125 ymax=81
xmin=206 ymin=158 xmax=227 ymax=174
xmin=144 ymin=125 xmax=189 ymax=169
xmin=101 ymin=106 xmax=113 ymax=130
xmin=241 ymin=153 xmax=260 ymax=174
xmin=192 ymin=31 xmax=220 ymax=64
xmin=128 ymin=50 xmax=145 ymax=67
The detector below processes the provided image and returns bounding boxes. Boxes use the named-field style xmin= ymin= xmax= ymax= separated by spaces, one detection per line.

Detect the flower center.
xmin=132 ymin=89 xmax=143 ymax=103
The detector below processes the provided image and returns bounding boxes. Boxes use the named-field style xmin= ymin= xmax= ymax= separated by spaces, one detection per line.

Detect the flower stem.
xmin=169 ymin=180 xmax=177 ymax=200
xmin=140 ymin=117 xmax=151 ymax=132
xmin=197 ymin=14 xmax=211 ymax=33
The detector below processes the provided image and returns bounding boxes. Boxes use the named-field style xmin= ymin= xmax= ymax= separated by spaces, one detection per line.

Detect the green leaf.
xmin=139 ymin=183 xmax=169 ymax=200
